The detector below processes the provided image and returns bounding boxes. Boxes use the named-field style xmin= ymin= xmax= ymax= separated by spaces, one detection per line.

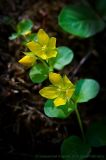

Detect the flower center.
xmin=42 ymin=45 xmax=47 ymax=51
xmin=58 ymin=87 xmax=66 ymax=94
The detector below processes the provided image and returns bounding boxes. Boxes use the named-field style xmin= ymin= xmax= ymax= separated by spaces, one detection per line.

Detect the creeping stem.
xmin=75 ymin=107 xmax=85 ymax=141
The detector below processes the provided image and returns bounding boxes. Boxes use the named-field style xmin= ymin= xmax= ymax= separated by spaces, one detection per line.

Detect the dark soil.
xmin=0 ymin=0 xmax=106 ymax=159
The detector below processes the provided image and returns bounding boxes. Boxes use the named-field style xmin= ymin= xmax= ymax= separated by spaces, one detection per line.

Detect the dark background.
xmin=0 ymin=0 xmax=106 ymax=159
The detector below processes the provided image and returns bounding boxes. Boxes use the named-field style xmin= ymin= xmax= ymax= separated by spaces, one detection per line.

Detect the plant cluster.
xmin=9 ymin=0 xmax=106 ymax=159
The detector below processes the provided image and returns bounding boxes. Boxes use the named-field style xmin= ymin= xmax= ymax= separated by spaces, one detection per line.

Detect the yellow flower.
xmin=26 ymin=29 xmax=57 ymax=60
xmin=39 ymin=72 xmax=75 ymax=107
xmin=19 ymin=54 xmax=36 ymax=67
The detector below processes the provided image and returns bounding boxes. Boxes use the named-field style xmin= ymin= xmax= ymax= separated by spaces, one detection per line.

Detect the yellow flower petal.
xmin=26 ymin=41 xmax=41 ymax=53
xmin=19 ymin=55 xmax=36 ymax=67
xmin=49 ymin=72 xmax=63 ymax=88
xmin=63 ymin=75 xmax=75 ymax=99
xmin=48 ymin=37 xmax=56 ymax=49
xmin=37 ymin=29 xmax=49 ymax=45
xmin=54 ymin=96 xmax=66 ymax=107
xmin=46 ymin=50 xmax=57 ymax=59
xmin=39 ymin=86 xmax=58 ymax=99
xmin=63 ymin=75 xmax=75 ymax=88
xmin=66 ymin=88 xmax=75 ymax=100
xmin=36 ymin=50 xmax=47 ymax=60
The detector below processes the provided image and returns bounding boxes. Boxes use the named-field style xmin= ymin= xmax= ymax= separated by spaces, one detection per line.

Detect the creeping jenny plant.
xmin=9 ymin=19 xmax=106 ymax=160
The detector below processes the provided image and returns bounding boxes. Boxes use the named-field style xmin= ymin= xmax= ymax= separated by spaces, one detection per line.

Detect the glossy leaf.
xmin=49 ymin=46 xmax=74 ymax=70
xmin=86 ymin=122 xmax=106 ymax=147
xmin=44 ymin=99 xmax=76 ymax=119
xmin=61 ymin=136 xmax=91 ymax=160
xmin=29 ymin=63 xmax=49 ymax=83
xmin=58 ymin=4 xmax=105 ymax=38
xmin=17 ymin=19 xmax=33 ymax=35
xmin=72 ymin=79 xmax=100 ymax=103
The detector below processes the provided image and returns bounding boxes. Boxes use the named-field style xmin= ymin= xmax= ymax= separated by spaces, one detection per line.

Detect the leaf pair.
xmin=58 ymin=0 xmax=106 ymax=38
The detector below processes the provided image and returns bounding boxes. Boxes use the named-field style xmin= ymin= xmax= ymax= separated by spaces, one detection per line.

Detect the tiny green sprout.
xmin=9 ymin=19 xmax=33 ymax=40
xmin=39 ymin=72 xmax=75 ymax=107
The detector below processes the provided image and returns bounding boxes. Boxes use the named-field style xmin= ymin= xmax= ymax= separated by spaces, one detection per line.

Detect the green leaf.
xmin=44 ymin=100 xmax=76 ymax=119
xmin=58 ymin=4 xmax=105 ymax=38
xmin=25 ymin=33 xmax=37 ymax=42
xmin=9 ymin=33 xmax=19 ymax=40
xmin=61 ymin=136 xmax=91 ymax=160
xmin=17 ymin=19 xmax=33 ymax=35
xmin=95 ymin=0 xmax=106 ymax=20
xmin=29 ymin=63 xmax=49 ymax=83
xmin=72 ymin=79 xmax=100 ymax=103
xmin=22 ymin=33 xmax=37 ymax=45
xmin=50 ymin=46 xmax=74 ymax=70
xmin=86 ymin=122 xmax=106 ymax=147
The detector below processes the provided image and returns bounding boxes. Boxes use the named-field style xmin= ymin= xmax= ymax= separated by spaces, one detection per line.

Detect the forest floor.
xmin=0 ymin=0 xmax=106 ymax=159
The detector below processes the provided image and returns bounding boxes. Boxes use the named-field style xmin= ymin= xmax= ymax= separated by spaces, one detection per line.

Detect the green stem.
xmin=75 ymin=107 xmax=85 ymax=141
xmin=39 ymin=58 xmax=49 ymax=68
xmin=48 ymin=60 xmax=54 ymax=72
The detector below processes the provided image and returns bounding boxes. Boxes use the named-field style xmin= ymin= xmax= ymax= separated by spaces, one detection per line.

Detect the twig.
xmin=70 ymin=50 xmax=92 ymax=79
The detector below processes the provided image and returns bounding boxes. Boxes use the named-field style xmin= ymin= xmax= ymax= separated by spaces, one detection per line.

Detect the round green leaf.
xmin=86 ymin=122 xmax=106 ymax=147
xmin=53 ymin=46 xmax=74 ymax=70
xmin=95 ymin=0 xmax=106 ymax=20
xmin=44 ymin=100 xmax=76 ymax=119
xmin=29 ymin=63 xmax=49 ymax=83
xmin=72 ymin=79 xmax=100 ymax=103
xmin=58 ymin=4 xmax=105 ymax=38
xmin=17 ymin=19 xmax=33 ymax=35
xmin=61 ymin=136 xmax=91 ymax=160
